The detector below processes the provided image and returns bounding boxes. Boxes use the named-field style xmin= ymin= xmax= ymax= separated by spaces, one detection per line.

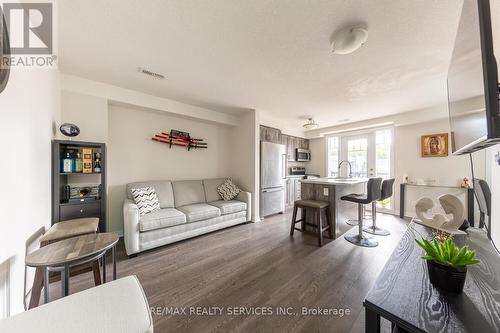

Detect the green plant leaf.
xmin=414 ymin=237 xmax=480 ymax=268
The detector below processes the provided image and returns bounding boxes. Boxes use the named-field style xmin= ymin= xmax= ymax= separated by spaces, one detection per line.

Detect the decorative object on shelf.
xmin=59 ymin=123 xmax=81 ymax=138
xmin=496 ymin=151 xmax=500 ymax=165
xmin=82 ymin=148 xmax=93 ymax=173
xmin=402 ymin=174 xmax=409 ymax=184
xmin=421 ymin=133 xmax=448 ymax=157
xmin=93 ymin=152 xmax=102 ymax=173
xmin=410 ymin=224 xmax=479 ymax=293
xmin=461 ymin=177 xmax=470 ymax=188
xmin=302 ymin=118 xmax=319 ymax=130
xmin=414 ymin=194 xmax=466 ymax=235
xmin=0 ymin=10 xmax=11 ymax=94
xmin=152 ymin=129 xmax=208 ymax=151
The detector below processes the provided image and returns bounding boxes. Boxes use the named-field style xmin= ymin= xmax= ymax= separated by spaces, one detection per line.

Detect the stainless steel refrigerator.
xmin=260 ymin=141 xmax=286 ymax=217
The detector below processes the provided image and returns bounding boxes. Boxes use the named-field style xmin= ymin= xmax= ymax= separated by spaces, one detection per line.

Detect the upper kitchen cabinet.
xmin=260 ymin=125 xmax=281 ymax=144
xmin=260 ymin=126 xmax=309 ymax=161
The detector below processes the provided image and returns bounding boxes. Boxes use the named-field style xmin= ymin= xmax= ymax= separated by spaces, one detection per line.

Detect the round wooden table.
xmin=25 ymin=232 xmax=119 ymax=303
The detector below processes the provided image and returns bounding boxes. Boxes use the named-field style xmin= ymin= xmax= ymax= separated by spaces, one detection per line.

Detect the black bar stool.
xmin=341 ymin=178 xmax=382 ymax=247
xmin=290 ymin=199 xmax=332 ymax=247
xmin=363 ymin=178 xmax=395 ymax=236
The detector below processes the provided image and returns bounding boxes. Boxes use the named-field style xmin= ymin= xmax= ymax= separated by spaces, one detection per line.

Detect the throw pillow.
xmin=131 ymin=187 xmax=160 ymax=216
xmin=217 ymin=178 xmax=241 ymax=201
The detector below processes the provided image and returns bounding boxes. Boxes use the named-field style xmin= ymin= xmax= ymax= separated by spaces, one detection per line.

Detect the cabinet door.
xmin=294 ymin=179 xmax=302 ymax=200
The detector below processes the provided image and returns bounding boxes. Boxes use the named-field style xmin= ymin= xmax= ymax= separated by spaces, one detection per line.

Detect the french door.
xmin=330 ymin=128 xmax=393 ymax=210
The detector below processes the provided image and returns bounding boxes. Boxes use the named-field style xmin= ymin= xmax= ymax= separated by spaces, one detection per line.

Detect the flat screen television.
xmin=447 ymin=0 xmax=500 ymax=155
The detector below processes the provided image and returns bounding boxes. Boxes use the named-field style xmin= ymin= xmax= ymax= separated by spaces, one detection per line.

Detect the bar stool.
xmin=290 ymin=199 xmax=332 ymax=247
xmin=363 ymin=178 xmax=395 ymax=236
xmin=341 ymin=178 xmax=382 ymax=247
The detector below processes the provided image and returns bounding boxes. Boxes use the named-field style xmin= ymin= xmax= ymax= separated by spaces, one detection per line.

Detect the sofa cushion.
xmin=217 ymin=179 xmax=241 ymax=201
xmin=177 ymin=203 xmax=221 ymax=223
xmin=209 ymin=200 xmax=247 ymax=215
xmin=202 ymin=178 xmax=226 ymax=202
xmin=127 ymin=181 xmax=174 ymax=208
xmin=172 ymin=180 xmax=206 ymax=207
xmin=139 ymin=208 xmax=186 ymax=232
xmin=131 ymin=187 xmax=161 ymax=216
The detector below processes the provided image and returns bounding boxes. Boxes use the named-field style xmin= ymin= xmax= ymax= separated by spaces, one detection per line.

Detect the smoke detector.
xmin=137 ymin=67 xmax=165 ymax=79
xmin=303 ymin=118 xmax=319 ymax=130
xmin=331 ymin=26 xmax=368 ymax=55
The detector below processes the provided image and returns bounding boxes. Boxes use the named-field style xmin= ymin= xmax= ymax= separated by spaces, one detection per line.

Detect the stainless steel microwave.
xmin=295 ymin=148 xmax=311 ymax=162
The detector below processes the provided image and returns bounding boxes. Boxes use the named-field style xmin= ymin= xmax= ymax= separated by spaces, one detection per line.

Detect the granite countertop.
xmin=300 ymin=177 xmax=368 ymax=185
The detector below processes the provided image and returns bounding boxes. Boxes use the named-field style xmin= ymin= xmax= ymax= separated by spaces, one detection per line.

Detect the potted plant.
xmin=415 ymin=238 xmax=480 ymax=293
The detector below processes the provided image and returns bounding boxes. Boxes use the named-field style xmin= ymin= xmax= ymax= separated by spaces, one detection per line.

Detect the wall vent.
xmin=137 ymin=67 xmax=165 ymax=79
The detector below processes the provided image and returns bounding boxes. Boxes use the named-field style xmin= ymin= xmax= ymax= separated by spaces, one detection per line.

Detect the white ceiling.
xmin=58 ymin=0 xmax=464 ymax=129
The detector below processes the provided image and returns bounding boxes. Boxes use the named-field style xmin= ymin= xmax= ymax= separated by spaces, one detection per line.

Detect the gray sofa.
xmin=123 ymin=178 xmax=251 ymax=256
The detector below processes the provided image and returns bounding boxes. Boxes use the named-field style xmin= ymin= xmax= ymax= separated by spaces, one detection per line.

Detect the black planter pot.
xmin=426 ymin=260 xmax=467 ymax=293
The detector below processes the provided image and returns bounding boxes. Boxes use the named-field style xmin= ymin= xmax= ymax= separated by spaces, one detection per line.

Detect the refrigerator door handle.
xmin=262 ymin=187 xmax=284 ymax=193
xmin=282 ymin=154 xmax=287 ymax=179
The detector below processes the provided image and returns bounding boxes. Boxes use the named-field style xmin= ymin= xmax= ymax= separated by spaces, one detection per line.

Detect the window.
xmin=327 ymin=136 xmax=339 ymax=177
xmin=347 ymin=137 xmax=368 ymax=178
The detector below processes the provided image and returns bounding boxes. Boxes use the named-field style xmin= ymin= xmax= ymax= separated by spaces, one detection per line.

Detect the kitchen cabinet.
xmin=260 ymin=125 xmax=281 ymax=143
xmin=260 ymin=126 xmax=309 ymax=162
xmin=285 ymin=177 xmax=303 ymax=207
xmin=282 ymin=134 xmax=309 ymax=162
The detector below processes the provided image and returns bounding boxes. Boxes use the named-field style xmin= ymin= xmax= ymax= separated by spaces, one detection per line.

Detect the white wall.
xmin=231 ymin=110 xmax=260 ymax=222
xmin=0 ymin=66 xmax=60 ymax=316
xmin=107 ymin=104 xmax=234 ymax=232
xmin=60 ymin=91 xmax=108 ymax=142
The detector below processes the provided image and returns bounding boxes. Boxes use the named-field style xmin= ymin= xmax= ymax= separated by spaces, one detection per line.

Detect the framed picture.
xmin=421 ymin=133 xmax=448 ymax=157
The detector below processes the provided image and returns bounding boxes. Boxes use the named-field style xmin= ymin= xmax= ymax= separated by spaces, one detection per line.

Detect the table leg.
xmin=112 ymin=245 xmax=116 ymax=280
xmin=63 ymin=264 xmax=69 ymax=297
xmin=43 ymin=267 xmax=49 ymax=304
xmin=365 ymin=307 xmax=380 ymax=333
xmin=102 ymin=252 xmax=106 ymax=283
xmin=29 ymin=267 xmax=44 ymax=309
xmin=92 ymin=260 xmax=102 ymax=285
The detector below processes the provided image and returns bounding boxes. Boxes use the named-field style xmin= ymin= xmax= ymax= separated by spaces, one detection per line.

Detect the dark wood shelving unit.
xmin=52 ymin=140 xmax=106 ymax=232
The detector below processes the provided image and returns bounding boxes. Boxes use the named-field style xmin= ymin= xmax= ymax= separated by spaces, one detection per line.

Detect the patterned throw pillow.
xmin=131 ymin=187 xmax=160 ymax=216
xmin=217 ymin=179 xmax=241 ymax=201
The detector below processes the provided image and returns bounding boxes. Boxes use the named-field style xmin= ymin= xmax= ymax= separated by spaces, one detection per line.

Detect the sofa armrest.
xmin=236 ymin=191 xmax=252 ymax=222
xmin=123 ymin=199 xmax=140 ymax=255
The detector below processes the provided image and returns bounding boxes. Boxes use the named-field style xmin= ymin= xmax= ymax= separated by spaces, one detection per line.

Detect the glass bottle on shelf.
xmin=61 ymin=151 xmax=74 ymax=173
xmin=74 ymin=152 xmax=83 ymax=173
xmin=93 ymin=152 xmax=102 ymax=173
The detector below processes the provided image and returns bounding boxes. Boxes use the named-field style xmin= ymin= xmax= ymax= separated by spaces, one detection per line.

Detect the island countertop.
xmin=300 ymin=178 xmax=367 ymax=239
xmin=300 ymin=177 xmax=368 ymax=186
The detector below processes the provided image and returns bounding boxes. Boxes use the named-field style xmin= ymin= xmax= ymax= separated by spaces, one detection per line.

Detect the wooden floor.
xmin=48 ymin=210 xmax=408 ymax=333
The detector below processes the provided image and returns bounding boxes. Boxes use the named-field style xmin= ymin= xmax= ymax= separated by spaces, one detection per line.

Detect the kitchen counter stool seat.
xmin=363 ymin=178 xmax=395 ymax=236
xmin=341 ymin=178 xmax=382 ymax=247
xmin=290 ymin=200 xmax=332 ymax=247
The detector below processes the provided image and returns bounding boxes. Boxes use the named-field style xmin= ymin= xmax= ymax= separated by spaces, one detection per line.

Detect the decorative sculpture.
xmin=414 ymin=194 xmax=466 ymax=235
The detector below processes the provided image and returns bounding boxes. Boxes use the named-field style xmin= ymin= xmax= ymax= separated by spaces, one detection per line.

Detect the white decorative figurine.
xmin=414 ymin=194 xmax=466 ymax=235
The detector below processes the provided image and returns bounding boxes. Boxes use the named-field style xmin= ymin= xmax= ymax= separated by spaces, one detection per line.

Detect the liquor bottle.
xmin=93 ymin=153 xmax=102 ymax=173
xmin=74 ymin=152 xmax=83 ymax=173
xmin=61 ymin=151 xmax=74 ymax=173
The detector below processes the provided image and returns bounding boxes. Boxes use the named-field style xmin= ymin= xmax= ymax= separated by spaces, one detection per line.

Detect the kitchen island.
xmin=300 ymin=177 xmax=368 ymax=239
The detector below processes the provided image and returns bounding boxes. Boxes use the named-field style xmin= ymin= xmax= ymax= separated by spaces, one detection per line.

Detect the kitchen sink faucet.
xmin=338 ymin=160 xmax=353 ymax=178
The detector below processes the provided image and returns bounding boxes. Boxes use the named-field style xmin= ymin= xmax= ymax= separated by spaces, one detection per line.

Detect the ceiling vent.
xmin=137 ymin=67 xmax=165 ymax=79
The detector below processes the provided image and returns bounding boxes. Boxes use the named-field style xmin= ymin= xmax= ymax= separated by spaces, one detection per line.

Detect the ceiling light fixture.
xmin=303 ymin=118 xmax=319 ymax=130
xmin=331 ymin=26 xmax=368 ymax=55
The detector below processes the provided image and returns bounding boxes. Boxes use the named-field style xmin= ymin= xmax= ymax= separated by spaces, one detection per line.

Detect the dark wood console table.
xmin=364 ymin=223 xmax=500 ymax=333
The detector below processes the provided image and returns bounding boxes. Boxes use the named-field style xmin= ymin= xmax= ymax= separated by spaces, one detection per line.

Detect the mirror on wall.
xmin=0 ymin=7 xmax=11 ymax=94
